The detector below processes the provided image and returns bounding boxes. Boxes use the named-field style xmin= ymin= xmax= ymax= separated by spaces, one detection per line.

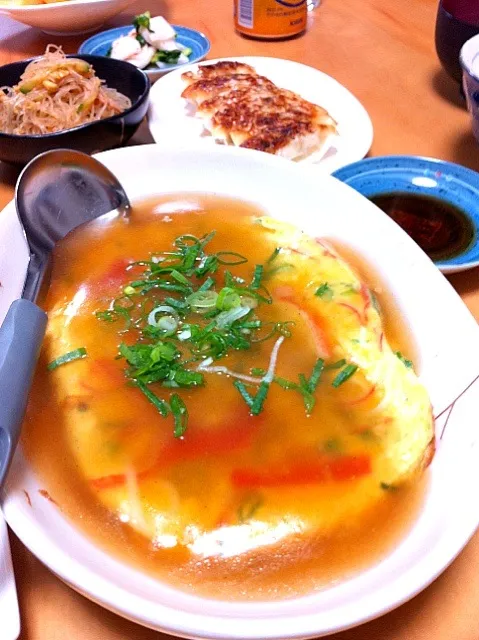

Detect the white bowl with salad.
xmin=78 ymin=12 xmax=211 ymax=81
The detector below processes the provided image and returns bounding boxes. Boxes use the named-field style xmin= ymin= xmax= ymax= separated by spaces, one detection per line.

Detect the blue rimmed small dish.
xmin=79 ymin=25 xmax=211 ymax=82
xmin=333 ymin=155 xmax=479 ymax=274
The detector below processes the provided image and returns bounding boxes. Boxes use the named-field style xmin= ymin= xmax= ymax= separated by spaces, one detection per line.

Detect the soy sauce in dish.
xmin=370 ymin=192 xmax=475 ymax=261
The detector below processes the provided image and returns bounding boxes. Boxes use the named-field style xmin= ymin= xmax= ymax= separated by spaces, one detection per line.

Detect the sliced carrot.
xmin=86 ymin=258 xmax=137 ymax=298
xmin=90 ymin=410 xmax=261 ymax=491
xmin=343 ymin=384 xmax=377 ymax=406
xmin=378 ymin=331 xmax=384 ymax=351
xmin=231 ymin=454 xmax=371 ymax=489
xmin=338 ymin=302 xmax=364 ymax=325
xmin=314 ymin=238 xmax=337 ymax=259
xmin=275 ymin=289 xmax=332 ymax=359
xmin=80 ymin=358 xmax=126 ymax=393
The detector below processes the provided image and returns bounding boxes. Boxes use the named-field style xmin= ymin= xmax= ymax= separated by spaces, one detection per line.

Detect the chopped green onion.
xmin=325 ymin=359 xmax=346 ymax=370
xmin=195 ymin=255 xmax=218 ymax=277
xmin=233 ymin=380 xmax=254 ymax=408
xmin=251 ymin=381 xmax=270 ymax=415
xmin=198 ymin=277 xmax=215 ymax=291
xmin=266 ymin=247 xmax=280 ymax=263
xmin=251 ymin=367 xmax=266 ymax=376
xmin=332 ymin=364 xmax=358 ymax=387
xmin=308 ymin=358 xmax=324 ymax=392
xmin=315 ymin=283 xmax=333 ymax=300
xmin=171 ymin=269 xmax=190 ymax=285
xmin=273 ymin=376 xmax=298 ymax=390
xmin=164 ymin=297 xmax=188 ymax=310
xmin=148 ymin=305 xmax=179 ymax=327
xmin=199 ymin=230 xmax=216 ymax=248
xmin=215 ymin=306 xmax=250 ymax=328
xmin=170 ymin=393 xmax=188 ymax=438
xmin=172 ymin=369 xmax=204 ymax=387
xmin=216 ymin=251 xmax=248 ymax=265
xmin=123 ymin=285 xmax=135 ymax=296
xmin=251 ymin=265 xmax=264 ymax=290
xmin=187 ymin=290 xmax=218 ymax=310
xmin=95 ymin=310 xmax=119 ymax=323
xmin=216 ymin=287 xmax=241 ymax=310
xmin=47 ymin=347 xmax=87 ymax=371
xmin=136 ymin=380 xmax=169 ymax=417
xmin=175 ymin=234 xmax=201 ymax=249
xmin=395 ymin=351 xmax=413 ymax=369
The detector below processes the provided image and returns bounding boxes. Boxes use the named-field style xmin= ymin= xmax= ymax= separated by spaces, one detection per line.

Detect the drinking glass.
xmin=307 ymin=0 xmax=320 ymax=11
xmin=435 ymin=0 xmax=479 ymax=82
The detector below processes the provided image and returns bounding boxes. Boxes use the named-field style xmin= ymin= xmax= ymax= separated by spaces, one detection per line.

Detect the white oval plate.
xmin=2 ymin=144 xmax=479 ymax=640
xmin=147 ymin=56 xmax=374 ymax=174
xmin=0 ymin=0 xmax=136 ymax=36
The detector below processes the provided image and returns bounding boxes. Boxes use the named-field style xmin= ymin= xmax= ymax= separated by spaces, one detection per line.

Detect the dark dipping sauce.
xmin=370 ymin=192 xmax=475 ymax=261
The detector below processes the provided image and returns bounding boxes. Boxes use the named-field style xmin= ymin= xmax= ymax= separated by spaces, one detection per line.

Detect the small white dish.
xmin=1 ymin=144 xmax=479 ymax=639
xmin=147 ymin=56 xmax=374 ymax=174
xmin=0 ymin=0 xmax=137 ymax=36
xmin=79 ymin=24 xmax=211 ymax=82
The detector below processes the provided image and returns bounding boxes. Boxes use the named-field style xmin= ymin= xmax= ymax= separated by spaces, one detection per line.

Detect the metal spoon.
xmin=0 ymin=148 xmax=130 ymax=639
xmin=0 ymin=148 xmax=130 ymax=488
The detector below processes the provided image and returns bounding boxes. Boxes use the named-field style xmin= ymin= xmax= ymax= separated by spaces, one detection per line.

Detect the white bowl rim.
xmin=0 ymin=0 xmax=124 ymax=12
xmin=2 ymin=143 xmax=479 ymax=639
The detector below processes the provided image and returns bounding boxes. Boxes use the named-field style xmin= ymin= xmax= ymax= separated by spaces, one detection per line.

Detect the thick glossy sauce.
xmin=23 ymin=195 xmax=430 ymax=601
xmin=370 ymin=192 xmax=475 ymax=261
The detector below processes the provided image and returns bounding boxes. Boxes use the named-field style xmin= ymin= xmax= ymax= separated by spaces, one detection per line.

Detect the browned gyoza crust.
xmin=181 ymin=61 xmax=257 ymax=86
xmin=181 ymin=62 xmax=338 ymax=159
xmin=181 ymin=73 xmax=276 ymax=103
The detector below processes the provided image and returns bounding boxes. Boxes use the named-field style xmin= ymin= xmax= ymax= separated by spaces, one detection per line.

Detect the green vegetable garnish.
xmin=170 ymin=393 xmax=188 ymax=438
xmin=136 ymin=380 xmax=169 ymax=417
xmin=233 ymin=380 xmax=254 ymax=408
xmin=133 ymin=11 xmax=151 ymax=32
xmin=251 ymin=381 xmax=270 ymax=415
xmin=332 ymin=363 xmax=358 ymax=387
xmin=307 ymin=358 xmax=324 ymax=392
xmin=395 ymin=351 xmax=413 ymax=369
xmin=250 ymin=265 xmax=264 ymax=290
xmin=324 ymin=359 xmax=346 ymax=370
xmin=95 ymin=229 xmax=341 ymax=434
xmin=47 ymin=347 xmax=87 ymax=371
xmin=266 ymin=247 xmax=280 ymax=263
xmin=315 ymin=282 xmax=333 ymax=300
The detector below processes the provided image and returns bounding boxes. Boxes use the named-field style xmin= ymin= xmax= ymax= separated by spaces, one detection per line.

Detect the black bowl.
xmin=0 ymin=54 xmax=150 ymax=165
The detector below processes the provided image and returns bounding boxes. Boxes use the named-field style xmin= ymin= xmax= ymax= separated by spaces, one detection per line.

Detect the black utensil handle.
xmin=0 ymin=300 xmax=47 ymax=489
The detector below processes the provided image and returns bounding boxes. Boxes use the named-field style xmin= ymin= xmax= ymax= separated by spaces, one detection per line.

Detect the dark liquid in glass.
xmin=435 ymin=0 xmax=479 ymax=83
xmin=370 ymin=192 xmax=474 ymax=261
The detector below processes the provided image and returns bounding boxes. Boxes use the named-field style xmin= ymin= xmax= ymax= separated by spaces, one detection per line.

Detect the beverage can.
xmin=234 ymin=0 xmax=307 ymax=40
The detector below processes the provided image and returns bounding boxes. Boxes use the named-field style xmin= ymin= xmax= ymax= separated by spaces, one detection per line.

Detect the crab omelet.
xmin=25 ymin=196 xmax=434 ymax=599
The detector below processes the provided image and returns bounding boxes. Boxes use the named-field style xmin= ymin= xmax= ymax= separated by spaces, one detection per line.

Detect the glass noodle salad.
xmin=109 ymin=13 xmax=192 ymax=70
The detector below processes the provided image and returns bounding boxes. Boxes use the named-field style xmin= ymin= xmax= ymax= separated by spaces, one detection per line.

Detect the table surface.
xmin=1 ymin=0 xmax=479 ymax=638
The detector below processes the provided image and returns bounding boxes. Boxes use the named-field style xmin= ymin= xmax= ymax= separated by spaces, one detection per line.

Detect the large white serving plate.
xmin=148 ymin=56 xmax=374 ymax=174
xmin=1 ymin=144 xmax=479 ymax=639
